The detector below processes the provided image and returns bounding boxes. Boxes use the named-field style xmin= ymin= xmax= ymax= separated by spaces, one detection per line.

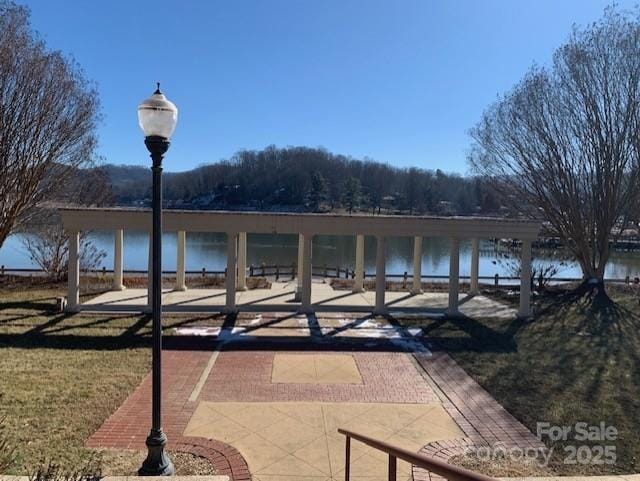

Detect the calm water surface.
xmin=3 ymin=231 xmax=640 ymax=280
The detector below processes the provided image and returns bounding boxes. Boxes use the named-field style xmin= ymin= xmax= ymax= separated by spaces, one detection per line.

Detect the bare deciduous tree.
xmin=494 ymin=245 xmax=573 ymax=291
xmin=21 ymin=225 xmax=106 ymax=281
xmin=469 ymin=7 xmax=640 ymax=293
xmin=0 ymin=2 xmax=100 ymax=248
xmin=20 ymin=168 xmax=112 ymax=280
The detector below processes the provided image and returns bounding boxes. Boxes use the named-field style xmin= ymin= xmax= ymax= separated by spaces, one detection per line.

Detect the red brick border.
xmin=412 ymin=351 xmax=547 ymax=481
xmin=174 ymin=436 xmax=251 ymax=481
xmin=415 ymin=351 xmax=545 ymax=450
xmin=86 ymin=350 xmax=252 ymax=480
xmin=412 ymin=437 xmax=476 ymax=481
xmin=199 ymin=351 xmax=439 ymax=403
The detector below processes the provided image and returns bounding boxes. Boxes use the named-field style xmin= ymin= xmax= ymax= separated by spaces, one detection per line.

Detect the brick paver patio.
xmin=87 ymin=313 xmax=543 ymax=481
xmin=199 ymin=351 xmax=439 ymax=404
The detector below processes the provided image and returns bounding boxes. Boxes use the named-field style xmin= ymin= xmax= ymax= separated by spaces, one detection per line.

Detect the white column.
xmin=295 ymin=234 xmax=304 ymax=301
xmin=113 ymin=229 xmax=125 ymax=291
xmin=446 ymin=237 xmax=460 ymax=316
xmin=67 ymin=231 xmax=80 ymax=312
xmin=301 ymin=234 xmax=313 ymax=312
xmin=411 ymin=236 xmax=423 ymax=294
xmin=519 ymin=239 xmax=532 ymax=318
xmin=374 ymin=236 xmax=386 ymax=315
xmin=225 ymin=232 xmax=238 ymax=311
xmin=470 ymin=238 xmax=480 ymax=295
xmin=353 ymin=234 xmax=365 ymax=293
xmin=147 ymin=234 xmax=153 ymax=309
xmin=175 ymin=230 xmax=187 ymax=291
xmin=237 ymin=232 xmax=247 ymax=291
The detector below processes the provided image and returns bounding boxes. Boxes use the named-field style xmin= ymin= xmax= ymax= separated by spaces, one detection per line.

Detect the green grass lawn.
xmin=416 ymin=286 xmax=640 ymax=474
xmin=0 ymin=278 xmax=224 ymax=474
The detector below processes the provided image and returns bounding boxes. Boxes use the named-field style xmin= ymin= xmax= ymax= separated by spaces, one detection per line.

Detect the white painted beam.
xmin=59 ymin=207 xmax=541 ymax=240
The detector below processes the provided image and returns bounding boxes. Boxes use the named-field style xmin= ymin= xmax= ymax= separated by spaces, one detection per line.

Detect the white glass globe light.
xmin=137 ymin=84 xmax=178 ymax=139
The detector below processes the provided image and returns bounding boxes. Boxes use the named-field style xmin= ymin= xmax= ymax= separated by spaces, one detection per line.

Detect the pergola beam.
xmin=61 ymin=207 xmax=541 ymax=316
xmin=59 ymin=207 xmax=541 ymax=240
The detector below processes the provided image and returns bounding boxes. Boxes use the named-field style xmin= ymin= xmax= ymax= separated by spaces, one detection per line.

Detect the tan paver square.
xmin=259 ymin=416 xmax=325 ymax=453
xmin=271 ymin=354 xmax=363 ymax=384
xmin=230 ymin=432 xmax=290 ymax=472
xmin=183 ymin=401 xmax=463 ymax=481
xmin=272 ymin=403 xmax=326 ymax=430
xmin=293 ymin=438 xmax=333 ymax=476
xmin=258 ymin=454 xmax=328 ymax=477
xmin=184 ymin=410 xmax=251 ymax=443
xmin=222 ymin=403 xmax=287 ymax=431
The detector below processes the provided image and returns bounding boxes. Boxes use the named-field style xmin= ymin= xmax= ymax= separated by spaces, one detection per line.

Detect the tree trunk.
xmin=575 ymin=255 xmax=608 ymax=297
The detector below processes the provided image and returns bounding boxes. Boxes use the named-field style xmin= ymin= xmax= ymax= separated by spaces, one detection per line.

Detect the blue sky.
xmin=24 ymin=0 xmax=634 ymax=174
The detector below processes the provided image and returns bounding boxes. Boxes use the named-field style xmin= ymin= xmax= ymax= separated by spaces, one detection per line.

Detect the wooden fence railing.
xmin=1 ymin=263 xmax=637 ymax=286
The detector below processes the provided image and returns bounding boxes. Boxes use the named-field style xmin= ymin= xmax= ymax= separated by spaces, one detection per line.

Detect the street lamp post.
xmin=137 ymin=83 xmax=178 ymax=477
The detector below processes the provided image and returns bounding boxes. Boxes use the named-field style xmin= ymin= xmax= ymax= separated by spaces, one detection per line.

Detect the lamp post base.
xmin=139 ymin=429 xmax=175 ymax=476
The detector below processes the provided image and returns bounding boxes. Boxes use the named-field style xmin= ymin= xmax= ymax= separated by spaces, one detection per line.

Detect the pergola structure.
xmin=59 ymin=207 xmax=540 ymax=317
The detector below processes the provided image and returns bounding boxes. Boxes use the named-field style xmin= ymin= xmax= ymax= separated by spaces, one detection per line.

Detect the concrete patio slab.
xmin=184 ymin=401 xmax=463 ymax=481
xmin=81 ymin=282 xmax=518 ymax=318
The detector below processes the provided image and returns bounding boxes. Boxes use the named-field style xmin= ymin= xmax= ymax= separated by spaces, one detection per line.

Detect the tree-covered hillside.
xmin=105 ymin=145 xmax=502 ymax=215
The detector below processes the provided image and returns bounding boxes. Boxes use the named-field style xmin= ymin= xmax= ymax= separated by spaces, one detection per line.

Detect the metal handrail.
xmin=338 ymin=428 xmax=497 ymax=481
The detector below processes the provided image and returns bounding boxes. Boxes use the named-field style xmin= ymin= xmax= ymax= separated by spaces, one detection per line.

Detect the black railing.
xmin=338 ymin=428 xmax=497 ymax=481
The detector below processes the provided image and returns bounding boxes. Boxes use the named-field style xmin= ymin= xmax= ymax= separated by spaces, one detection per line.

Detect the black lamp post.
xmin=137 ymin=83 xmax=178 ymax=477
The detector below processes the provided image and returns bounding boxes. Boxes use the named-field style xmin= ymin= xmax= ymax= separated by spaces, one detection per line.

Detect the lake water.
xmin=3 ymin=231 xmax=640 ymax=280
